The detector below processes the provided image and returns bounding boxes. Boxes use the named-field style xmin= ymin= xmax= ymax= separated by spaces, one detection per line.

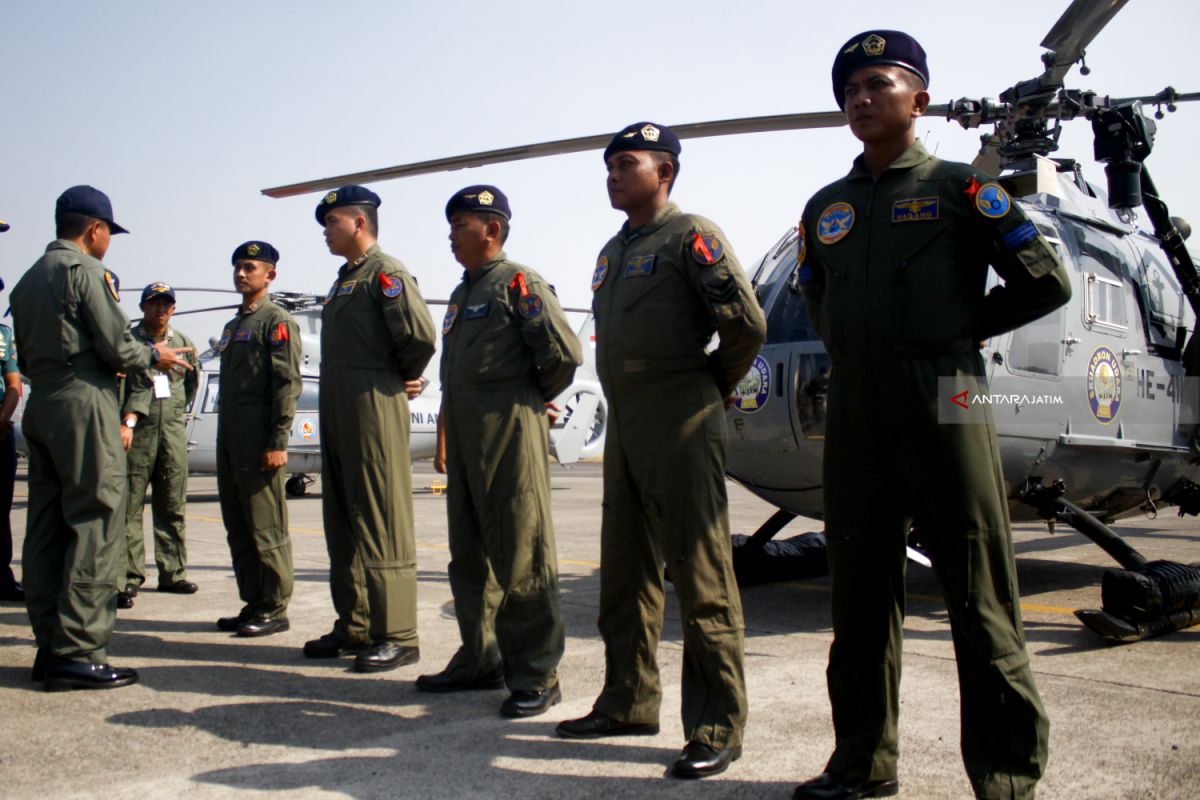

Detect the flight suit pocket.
xmin=892 ymin=223 xmax=964 ymax=343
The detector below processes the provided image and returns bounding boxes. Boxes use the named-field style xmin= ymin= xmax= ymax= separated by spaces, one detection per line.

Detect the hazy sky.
xmin=2 ymin=0 xmax=1198 ymax=344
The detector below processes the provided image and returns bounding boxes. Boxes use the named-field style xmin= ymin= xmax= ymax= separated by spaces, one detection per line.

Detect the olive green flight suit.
xmin=320 ymin=244 xmax=436 ymax=646
xmin=439 ymin=253 xmax=582 ymax=690
xmin=121 ymin=325 xmax=199 ymax=588
xmin=799 ymin=142 xmax=1070 ymax=799
xmin=11 ymin=240 xmax=155 ymax=663
xmin=590 ymin=203 xmax=766 ymax=750
xmin=216 ymin=299 xmax=301 ymax=621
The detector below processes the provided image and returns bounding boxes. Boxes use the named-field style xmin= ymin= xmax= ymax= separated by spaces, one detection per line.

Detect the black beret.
xmin=55 ymin=185 xmax=129 ymax=234
xmin=315 ymin=184 xmax=382 ymax=226
xmin=445 ymin=185 xmax=511 ymax=222
xmin=140 ymin=282 xmax=176 ymax=304
xmin=0 ymin=219 xmax=9 ymax=233
xmin=231 ymin=240 xmax=280 ymax=265
xmin=832 ymin=30 xmax=929 ymax=110
xmin=603 ymin=121 xmax=681 ymax=162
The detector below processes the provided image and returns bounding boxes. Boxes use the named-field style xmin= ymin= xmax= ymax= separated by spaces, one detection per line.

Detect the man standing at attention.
xmin=214 ymin=241 xmax=301 ymax=638
xmin=11 ymin=186 xmax=192 ymax=690
xmin=305 ymin=185 xmax=436 ymax=672
xmin=117 ymin=282 xmax=200 ymax=609
xmin=416 ymin=185 xmax=581 ymax=717
xmin=556 ymin=123 xmax=766 ymax=779
xmin=792 ymin=31 xmax=1069 ymax=800
xmin=0 ymin=217 xmax=24 ymax=605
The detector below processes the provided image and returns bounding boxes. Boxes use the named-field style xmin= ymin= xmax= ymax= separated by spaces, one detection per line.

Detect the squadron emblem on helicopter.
xmin=1087 ymin=345 xmax=1123 ymax=423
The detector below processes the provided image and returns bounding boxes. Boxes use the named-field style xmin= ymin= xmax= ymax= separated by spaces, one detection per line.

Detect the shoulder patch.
xmin=817 ymin=202 xmax=855 ymax=244
xmin=379 ymin=272 xmax=404 ymax=298
xmin=519 ymin=293 xmax=544 ymax=320
xmin=269 ymin=322 xmax=290 ymax=347
xmin=591 ymin=256 xmax=609 ymax=292
xmin=442 ymin=304 xmax=459 ymax=334
xmin=691 ymin=233 xmax=725 ymax=266
xmin=975 ymin=182 xmax=1011 ymax=219
xmin=218 ymin=329 xmax=232 ymax=352
xmin=103 ymin=269 xmax=120 ymax=302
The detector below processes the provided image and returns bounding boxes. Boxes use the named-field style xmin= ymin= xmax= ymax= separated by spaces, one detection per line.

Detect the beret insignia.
xmin=478 ymin=190 xmax=494 ymax=206
xmin=863 ymin=34 xmax=886 ymax=56
xmin=640 ymin=124 xmax=661 ymax=142
xmin=324 ymin=191 xmax=337 ymax=205
xmin=247 ymin=243 xmax=260 ymax=256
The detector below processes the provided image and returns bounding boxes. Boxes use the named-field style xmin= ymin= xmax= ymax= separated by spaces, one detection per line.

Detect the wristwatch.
xmin=125 ymin=416 xmax=137 ymax=429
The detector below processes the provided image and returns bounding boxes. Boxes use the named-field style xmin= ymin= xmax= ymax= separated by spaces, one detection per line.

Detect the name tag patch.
xmin=892 ymin=197 xmax=939 ymax=222
xmin=624 ymin=255 xmax=656 ymax=278
xmin=234 ymin=329 xmax=252 ymax=343
xmin=337 ymin=280 xmax=356 ymax=297
xmin=464 ymin=302 xmax=490 ymax=320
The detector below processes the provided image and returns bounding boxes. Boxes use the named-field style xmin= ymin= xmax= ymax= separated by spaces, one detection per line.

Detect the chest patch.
xmin=234 ymin=329 xmax=252 ymax=344
xmin=464 ymin=302 xmax=490 ymax=320
xmin=624 ymin=255 xmax=656 ymax=278
xmin=336 ymin=280 xmax=357 ymax=297
xmin=817 ymin=202 xmax=855 ymax=244
xmin=975 ymin=182 xmax=1012 ymax=219
xmin=691 ymin=233 xmax=725 ymax=266
xmin=218 ymin=329 xmax=232 ymax=352
xmin=892 ymin=197 xmax=939 ymax=222
xmin=592 ymin=256 xmax=609 ymax=291
xmin=379 ymin=272 xmax=404 ymax=298
xmin=443 ymin=304 xmax=459 ymax=334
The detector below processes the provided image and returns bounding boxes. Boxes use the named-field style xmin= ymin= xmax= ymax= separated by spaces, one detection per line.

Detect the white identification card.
xmin=153 ymin=373 xmax=171 ymax=399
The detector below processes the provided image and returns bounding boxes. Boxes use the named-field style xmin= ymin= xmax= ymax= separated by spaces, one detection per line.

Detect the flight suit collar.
xmin=340 ymin=243 xmax=380 ymax=276
xmin=463 ymin=250 xmax=508 ymax=283
xmin=847 ymin=140 xmax=932 ymax=181
xmin=619 ymin=202 xmax=681 ymax=242
xmin=239 ymin=297 xmax=269 ymax=317
xmin=46 ymin=239 xmax=85 ymax=256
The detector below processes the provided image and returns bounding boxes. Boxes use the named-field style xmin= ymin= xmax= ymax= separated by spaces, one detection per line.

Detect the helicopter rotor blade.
xmin=261 ymin=110 xmax=848 ymax=198
xmin=1039 ymin=0 xmax=1129 ymax=85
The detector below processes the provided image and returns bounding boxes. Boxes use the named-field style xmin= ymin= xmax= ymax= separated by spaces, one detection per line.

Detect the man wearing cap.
xmin=10 ymin=185 xmax=193 ymax=690
xmin=0 ymin=221 xmax=24 ymax=604
xmin=306 ymin=185 xmax=436 ymax=672
xmin=416 ymin=185 xmax=581 ymax=717
xmin=793 ymin=31 xmax=1068 ymax=800
xmin=555 ymin=123 xmax=766 ymax=779
xmin=214 ymin=241 xmax=301 ymax=638
xmin=117 ymin=282 xmax=200 ymax=608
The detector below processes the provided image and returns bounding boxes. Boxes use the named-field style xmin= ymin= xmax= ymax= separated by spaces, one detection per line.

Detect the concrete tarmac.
xmin=1 ymin=462 xmax=1197 ymax=799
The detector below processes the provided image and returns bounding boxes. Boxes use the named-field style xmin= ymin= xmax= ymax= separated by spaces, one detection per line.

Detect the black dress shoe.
xmin=793 ymin=772 xmax=899 ymax=799
xmin=43 ymin=656 xmax=139 ymax=692
xmin=303 ymin=631 xmax=371 ymax=659
xmin=416 ymin=665 xmax=506 ymax=693
xmin=217 ymin=611 xmax=252 ymax=632
xmin=555 ymin=711 xmax=660 ymax=739
xmin=671 ymin=741 xmax=742 ymax=779
xmin=501 ymin=682 xmax=562 ymax=718
xmin=157 ymin=580 xmax=199 ymax=594
xmin=236 ymin=615 xmax=290 ymax=638
xmin=116 ymin=591 xmax=135 ymax=609
xmin=31 ymin=647 xmax=47 ymax=682
xmin=353 ymin=642 xmax=419 ymax=673
xmin=0 ymin=581 xmax=24 ymax=602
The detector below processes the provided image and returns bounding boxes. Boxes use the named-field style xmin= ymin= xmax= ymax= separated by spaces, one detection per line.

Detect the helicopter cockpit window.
xmin=1086 ymin=272 xmax=1128 ymax=332
xmin=756 ymin=237 xmax=820 ymax=345
xmin=1071 ymin=220 xmax=1129 ymax=334
xmin=201 ymin=374 xmax=220 ymax=414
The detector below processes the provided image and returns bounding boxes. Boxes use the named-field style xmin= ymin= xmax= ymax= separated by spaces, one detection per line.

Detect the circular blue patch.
xmin=1087 ymin=346 xmax=1122 ymax=424
xmin=442 ymin=304 xmax=459 ymax=334
xmin=733 ymin=355 xmax=771 ymax=414
xmin=592 ymin=256 xmax=609 ymax=292
xmin=975 ymin=182 xmax=1012 ymax=219
xmin=817 ymin=202 xmax=854 ymax=244
xmin=519 ymin=293 xmax=544 ymax=320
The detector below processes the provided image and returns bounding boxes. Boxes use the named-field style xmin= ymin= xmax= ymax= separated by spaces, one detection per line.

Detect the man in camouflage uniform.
xmin=556 ymin=123 xmax=767 ymax=780
xmin=215 ymin=241 xmax=301 ymax=638
xmin=793 ymin=31 xmax=1070 ymax=800
xmin=305 ymin=185 xmax=436 ymax=672
xmin=11 ymin=186 xmax=192 ymax=690
xmin=118 ymin=282 xmax=200 ymax=608
xmin=416 ymin=185 xmax=581 ymax=717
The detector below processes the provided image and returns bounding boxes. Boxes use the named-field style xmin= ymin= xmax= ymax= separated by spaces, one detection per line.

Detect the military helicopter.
xmin=258 ymin=0 xmax=1200 ymax=641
